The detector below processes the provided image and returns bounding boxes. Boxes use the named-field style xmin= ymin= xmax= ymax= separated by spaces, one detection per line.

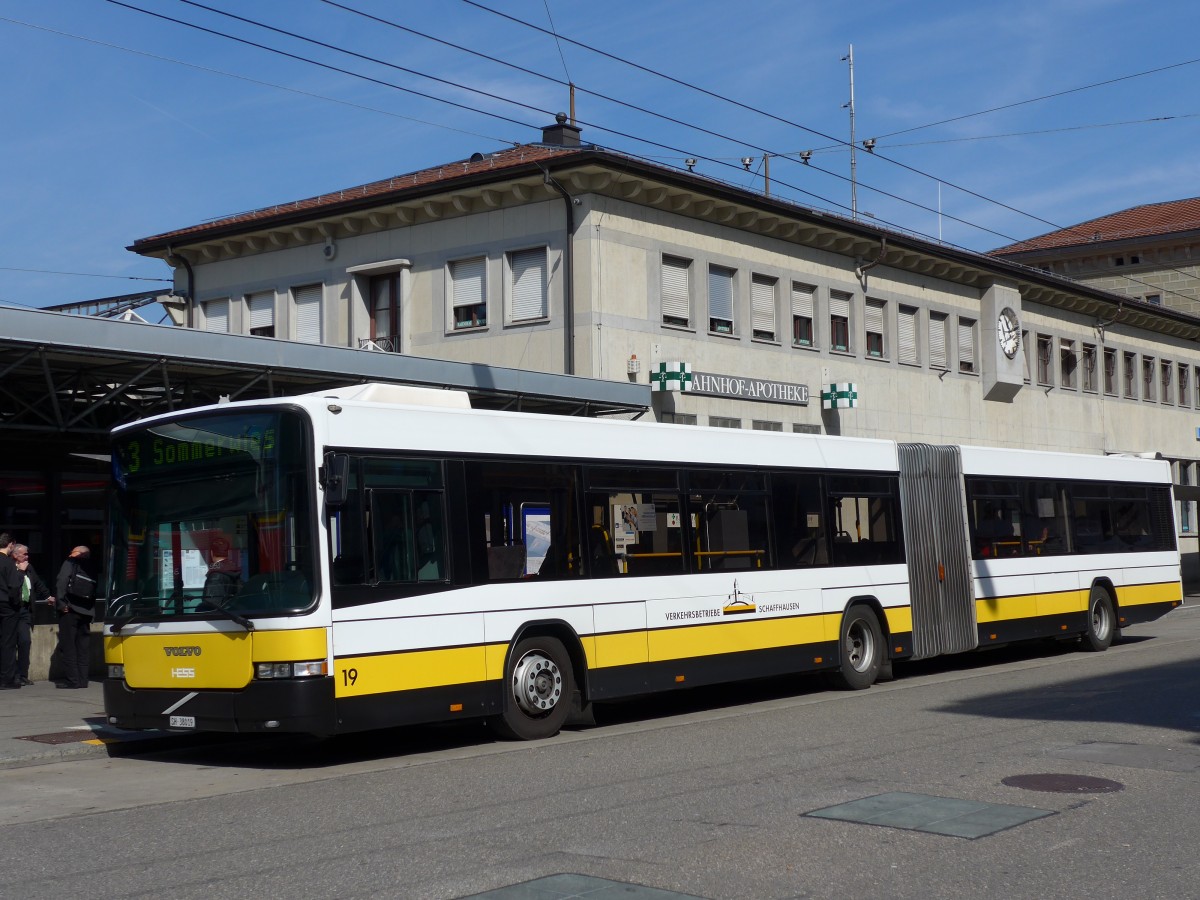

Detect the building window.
xmin=1161 ymin=360 xmax=1173 ymax=405
xmin=660 ymin=412 xmax=697 ymax=425
xmin=368 ymin=275 xmax=400 ymax=347
xmin=1123 ymin=351 xmax=1137 ymax=399
xmin=1059 ymin=338 xmax=1077 ymax=390
xmin=709 ymin=416 xmax=741 ymax=429
xmin=708 ymin=265 xmax=735 ymax=335
xmin=1142 ymin=356 xmax=1156 ymax=402
xmin=1082 ymin=343 xmax=1097 ymax=392
xmin=1195 ymin=366 xmax=1200 ymax=408
xmin=752 ymin=420 xmax=783 ymax=431
xmin=1180 ymin=462 xmax=1193 ymax=534
xmin=1036 ymin=334 xmax=1052 ymax=386
xmin=793 ymin=423 xmax=821 ymax=434
xmin=1103 ymin=348 xmax=1117 ymax=395
xmin=246 ymin=291 xmax=275 ymax=338
xmin=865 ymin=298 xmax=886 ymax=358
xmin=928 ymin=312 xmax=948 ymax=369
xmin=830 ymin=290 xmax=851 ymax=352
xmin=957 ymin=318 xmax=976 ymax=373
xmin=1022 ymin=330 xmax=1031 ymax=383
xmin=662 ymin=255 xmax=691 ymax=328
xmin=897 ymin=306 xmax=918 ymax=366
xmin=1145 ymin=293 xmax=1161 ymax=305
xmin=203 ymin=298 xmax=230 ymax=333
xmin=792 ymin=282 xmax=815 ymax=347
xmin=449 ymin=256 xmax=487 ymax=329
xmin=1179 ymin=363 xmax=1190 ymax=407
xmin=509 ymin=247 xmax=548 ymax=322
xmin=751 ymin=274 xmax=777 ymax=341
xmin=292 ymin=284 xmax=322 ymax=343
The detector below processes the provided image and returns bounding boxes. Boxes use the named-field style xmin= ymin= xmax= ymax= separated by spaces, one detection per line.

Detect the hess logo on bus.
xmin=164 ymin=646 xmax=202 ymax=657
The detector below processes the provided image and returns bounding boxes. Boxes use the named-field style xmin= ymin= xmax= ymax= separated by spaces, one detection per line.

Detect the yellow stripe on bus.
xmin=646 ymin=613 xmax=838 ymax=663
xmin=1117 ymin=581 xmax=1182 ymax=607
xmin=252 ymin=628 xmax=327 ymax=661
xmin=334 ymin=645 xmax=495 ymax=698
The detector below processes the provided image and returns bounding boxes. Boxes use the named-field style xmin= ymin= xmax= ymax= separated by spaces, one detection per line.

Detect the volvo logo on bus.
xmin=164 ymin=646 xmax=202 ymax=657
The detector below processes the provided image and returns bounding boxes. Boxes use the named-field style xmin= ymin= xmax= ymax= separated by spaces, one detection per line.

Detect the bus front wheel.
xmin=491 ymin=636 xmax=574 ymax=740
xmin=1080 ymin=586 xmax=1116 ymax=652
xmin=831 ymin=606 xmax=883 ymax=690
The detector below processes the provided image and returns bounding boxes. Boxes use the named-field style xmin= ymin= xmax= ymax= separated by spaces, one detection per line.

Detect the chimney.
xmin=541 ymin=112 xmax=581 ymax=148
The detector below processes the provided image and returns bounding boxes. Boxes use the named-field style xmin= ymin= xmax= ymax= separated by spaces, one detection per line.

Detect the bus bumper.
xmin=102 ymin=676 xmax=337 ymax=735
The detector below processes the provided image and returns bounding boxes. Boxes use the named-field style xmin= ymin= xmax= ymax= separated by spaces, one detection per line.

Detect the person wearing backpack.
xmin=54 ymin=546 xmax=96 ymax=689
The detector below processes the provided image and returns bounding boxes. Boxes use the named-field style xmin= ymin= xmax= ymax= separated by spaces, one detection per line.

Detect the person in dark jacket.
xmin=54 ymin=546 xmax=96 ymax=689
xmin=0 ymin=533 xmax=27 ymax=690
xmin=10 ymin=544 xmax=54 ymax=686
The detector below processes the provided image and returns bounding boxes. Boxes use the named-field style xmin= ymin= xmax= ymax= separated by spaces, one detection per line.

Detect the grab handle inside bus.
xmin=322 ymin=452 xmax=350 ymax=507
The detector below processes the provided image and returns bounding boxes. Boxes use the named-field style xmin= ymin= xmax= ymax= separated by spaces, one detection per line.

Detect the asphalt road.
xmin=2 ymin=607 xmax=1198 ymax=900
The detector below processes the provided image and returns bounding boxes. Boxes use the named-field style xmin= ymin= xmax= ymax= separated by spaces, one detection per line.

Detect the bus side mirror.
xmin=322 ymin=453 xmax=350 ymax=507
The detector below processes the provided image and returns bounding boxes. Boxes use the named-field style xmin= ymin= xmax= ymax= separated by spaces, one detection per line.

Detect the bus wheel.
xmin=491 ymin=636 xmax=574 ymax=740
xmin=831 ymin=606 xmax=883 ymax=690
xmin=1080 ymin=586 xmax=1116 ymax=652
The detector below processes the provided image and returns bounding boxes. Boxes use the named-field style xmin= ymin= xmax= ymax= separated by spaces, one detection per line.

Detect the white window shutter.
xmin=829 ymin=292 xmax=850 ymax=319
xmin=958 ymin=318 xmax=975 ymax=366
xmin=662 ymin=256 xmax=690 ymax=323
xmin=204 ymin=298 xmax=229 ymax=333
xmin=248 ymin=292 xmax=273 ymax=330
xmin=294 ymin=284 xmax=322 ymax=343
xmin=865 ymin=299 xmax=884 ymax=334
xmin=510 ymin=248 xmax=547 ymax=320
xmin=898 ymin=307 xmax=918 ymax=365
xmin=751 ymin=275 xmax=775 ymax=335
xmin=929 ymin=314 xmax=947 ymax=369
xmin=791 ymin=283 xmax=814 ymax=319
xmin=708 ymin=266 xmax=734 ymax=324
xmin=451 ymin=257 xmax=486 ymax=312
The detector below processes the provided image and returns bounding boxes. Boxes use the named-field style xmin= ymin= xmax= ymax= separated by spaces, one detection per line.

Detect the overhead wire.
xmin=80 ymin=2 xmax=1200 ymax=305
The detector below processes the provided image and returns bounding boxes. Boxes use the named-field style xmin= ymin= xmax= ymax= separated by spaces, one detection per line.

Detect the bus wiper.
xmin=203 ymin=598 xmax=255 ymax=631
xmin=108 ymin=593 xmax=144 ymax=634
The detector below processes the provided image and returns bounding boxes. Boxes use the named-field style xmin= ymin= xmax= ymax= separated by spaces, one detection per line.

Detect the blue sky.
xmin=4 ymin=0 xmax=1200 ymax=311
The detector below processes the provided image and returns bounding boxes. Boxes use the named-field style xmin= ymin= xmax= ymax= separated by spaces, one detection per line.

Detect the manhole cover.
xmin=1002 ymin=773 xmax=1124 ymax=793
xmin=16 ymin=731 xmax=97 ymax=745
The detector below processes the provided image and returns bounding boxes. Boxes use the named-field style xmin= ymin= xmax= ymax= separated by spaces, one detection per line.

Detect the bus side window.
xmin=827 ymin=475 xmax=903 ymax=566
xmin=330 ymin=463 xmax=366 ymax=585
xmin=771 ymin=472 xmax=826 ymax=567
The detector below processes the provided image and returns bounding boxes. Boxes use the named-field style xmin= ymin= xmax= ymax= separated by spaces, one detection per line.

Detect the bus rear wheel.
xmin=1080 ymin=586 xmax=1115 ymax=652
xmin=831 ymin=606 xmax=883 ymax=690
xmin=491 ymin=636 xmax=574 ymax=740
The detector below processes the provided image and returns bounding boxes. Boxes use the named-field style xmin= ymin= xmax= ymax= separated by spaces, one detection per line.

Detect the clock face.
xmin=998 ymin=307 xmax=1021 ymax=359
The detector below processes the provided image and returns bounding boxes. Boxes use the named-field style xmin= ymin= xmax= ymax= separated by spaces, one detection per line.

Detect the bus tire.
xmin=491 ymin=636 xmax=574 ymax=740
xmin=1080 ymin=586 xmax=1116 ymax=652
xmin=831 ymin=606 xmax=883 ymax=690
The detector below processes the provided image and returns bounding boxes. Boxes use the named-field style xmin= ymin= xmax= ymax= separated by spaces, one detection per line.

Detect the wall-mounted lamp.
xmin=627 ymin=354 xmax=641 ymax=374
xmin=799 ymin=150 xmax=813 ymax=165
xmin=685 ymin=158 xmax=697 ymax=172
xmin=741 ymin=157 xmax=754 ymax=170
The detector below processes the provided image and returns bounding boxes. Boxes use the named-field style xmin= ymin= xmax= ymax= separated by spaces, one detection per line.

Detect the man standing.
xmin=10 ymin=543 xmax=54 ymax=686
xmin=0 ymin=533 xmax=27 ymax=690
xmin=55 ymin=546 xmax=97 ymax=689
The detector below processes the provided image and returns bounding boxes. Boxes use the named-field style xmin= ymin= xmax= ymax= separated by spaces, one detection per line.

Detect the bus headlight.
xmin=255 ymin=660 xmax=328 ymax=680
xmin=108 ymin=664 xmax=125 ymax=680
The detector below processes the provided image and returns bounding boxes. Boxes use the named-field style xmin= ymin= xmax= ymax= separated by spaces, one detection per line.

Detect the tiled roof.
xmin=992 ymin=197 xmax=1200 ymax=255
xmin=133 ymin=143 xmax=581 ymax=247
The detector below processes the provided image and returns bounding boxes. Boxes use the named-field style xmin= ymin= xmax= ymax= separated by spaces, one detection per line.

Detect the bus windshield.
xmin=108 ymin=408 xmax=316 ymax=622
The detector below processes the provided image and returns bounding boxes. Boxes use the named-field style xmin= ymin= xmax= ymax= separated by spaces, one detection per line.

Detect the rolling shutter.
xmin=294 ymin=284 xmax=322 ymax=343
xmin=709 ymin=265 xmax=734 ymax=328
xmin=929 ymin=313 xmax=947 ymax=369
xmin=451 ymin=257 xmax=486 ymax=314
xmin=829 ymin=291 xmax=850 ymax=320
xmin=510 ymin=248 xmax=547 ymax=320
xmin=248 ymin=292 xmax=274 ymax=331
xmin=204 ymin=298 xmax=229 ymax=333
xmin=898 ymin=306 xmax=918 ymax=365
xmin=958 ymin=318 xmax=975 ymax=370
xmin=662 ymin=256 xmax=690 ymax=324
xmin=791 ymin=283 xmax=814 ymax=319
xmin=751 ymin=274 xmax=776 ymax=337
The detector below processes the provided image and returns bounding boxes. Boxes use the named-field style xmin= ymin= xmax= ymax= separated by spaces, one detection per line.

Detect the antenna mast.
xmin=842 ymin=44 xmax=857 ymax=219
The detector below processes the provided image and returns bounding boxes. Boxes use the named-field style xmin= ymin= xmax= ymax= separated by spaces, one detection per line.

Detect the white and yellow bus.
xmin=103 ymin=383 xmax=1182 ymax=740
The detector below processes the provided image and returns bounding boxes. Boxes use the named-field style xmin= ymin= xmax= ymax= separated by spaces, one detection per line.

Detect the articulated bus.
xmin=102 ymin=383 xmax=1182 ymax=740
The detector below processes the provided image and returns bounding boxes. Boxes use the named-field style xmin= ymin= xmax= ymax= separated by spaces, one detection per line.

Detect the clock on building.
xmin=997 ymin=307 xmax=1021 ymax=359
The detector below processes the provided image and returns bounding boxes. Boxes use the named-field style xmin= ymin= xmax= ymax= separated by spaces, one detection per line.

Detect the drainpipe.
xmin=167 ymin=245 xmax=196 ymax=329
xmin=539 ymin=166 xmax=576 ymax=376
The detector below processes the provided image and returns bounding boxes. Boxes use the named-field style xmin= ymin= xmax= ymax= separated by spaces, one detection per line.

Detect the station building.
xmin=126 ymin=119 xmax=1200 ymax=577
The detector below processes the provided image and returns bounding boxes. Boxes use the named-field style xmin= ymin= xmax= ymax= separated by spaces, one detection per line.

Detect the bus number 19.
xmin=341 ymin=668 xmax=358 ymax=686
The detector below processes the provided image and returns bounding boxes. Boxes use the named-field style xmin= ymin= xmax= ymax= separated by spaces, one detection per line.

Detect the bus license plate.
xmin=169 ymin=715 xmax=195 ymax=729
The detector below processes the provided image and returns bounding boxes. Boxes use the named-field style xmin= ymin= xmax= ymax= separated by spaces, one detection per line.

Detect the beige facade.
xmin=131 ymin=134 xmax=1200 ymax=574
